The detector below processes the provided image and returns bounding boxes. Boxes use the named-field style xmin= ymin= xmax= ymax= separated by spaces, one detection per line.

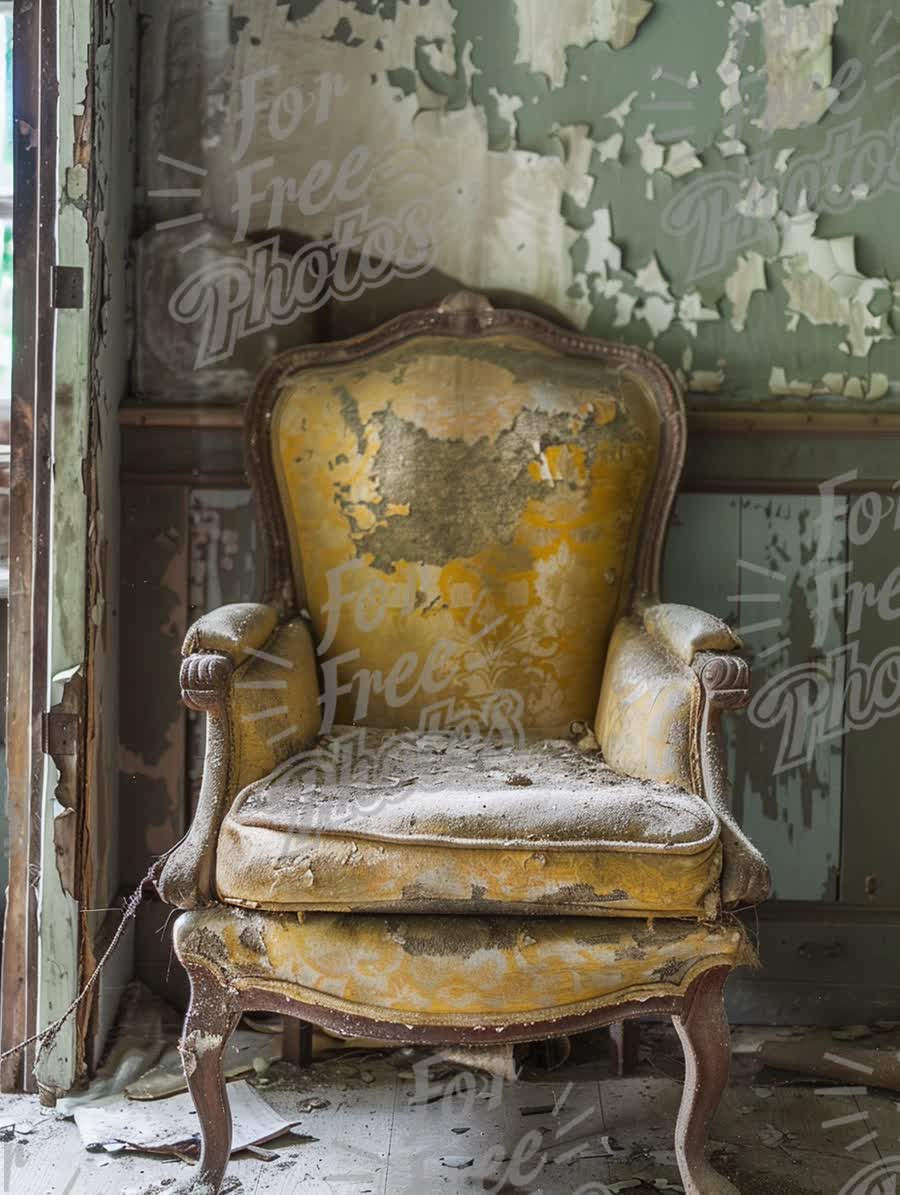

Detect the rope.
xmin=0 ymin=857 xmax=166 ymax=1068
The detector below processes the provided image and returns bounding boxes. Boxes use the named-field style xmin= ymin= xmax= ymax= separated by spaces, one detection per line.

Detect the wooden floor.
xmin=1 ymin=1028 xmax=896 ymax=1194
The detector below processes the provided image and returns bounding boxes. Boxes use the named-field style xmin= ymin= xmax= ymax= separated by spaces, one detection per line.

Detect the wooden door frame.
xmin=1 ymin=0 xmax=58 ymax=1093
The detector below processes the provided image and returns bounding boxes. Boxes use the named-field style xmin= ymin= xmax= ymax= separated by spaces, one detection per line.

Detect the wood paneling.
xmin=186 ymin=490 xmax=258 ymax=810
xmin=664 ymin=492 xmax=740 ymax=621
xmin=839 ymin=507 xmax=900 ymax=907
xmin=118 ymin=485 xmax=189 ymax=886
xmin=685 ymin=430 xmax=900 ymax=491
xmin=664 ymin=493 xmax=847 ymax=902
xmin=188 ymin=489 xmax=259 ymax=615
xmin=120 ymin=489 xmax=263 ymax=981
xmin=730 ymin=905 xmax=900 ymax=1024
xmin=736 ymin=495 xmax=846 ymax=903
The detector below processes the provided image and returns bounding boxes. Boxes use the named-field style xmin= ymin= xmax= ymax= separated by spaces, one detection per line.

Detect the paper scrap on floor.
xmin=74 ymin=1080 xmax=298 ymax=1156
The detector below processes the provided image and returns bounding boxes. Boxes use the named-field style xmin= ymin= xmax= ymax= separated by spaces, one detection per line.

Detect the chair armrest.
xmin=596 ymin=616 xmax=698 ymax=790
xmin=182 ymin=602 xmax=279 ymax=661
xmin=692 ymin=651 xmax=770 ymax=908
xmin=157 ymin=613 xmax=320 ymax=909
xmin=596 ymin=615 xmax=770 ymax=909
xmin=641 ymin=601 xmax=741 ymax=663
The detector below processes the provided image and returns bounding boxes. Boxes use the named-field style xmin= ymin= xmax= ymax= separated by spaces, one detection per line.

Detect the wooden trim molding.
xmin=121 ymin=471 xmax=248 ymax=488
xmin=121 ymin=404 xmax=900 ymax=439
xmin=2 ymin=0 xmax=57 ymax=1094
xmin=683 ymin=477 xmax=900 ymax=495
xmin=119 ymin=407 xmax=243 ymax=430
xmin=688 ymin=409 xmax=900 ymax=437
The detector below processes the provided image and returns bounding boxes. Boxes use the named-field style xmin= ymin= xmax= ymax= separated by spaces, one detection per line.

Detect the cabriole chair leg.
xmin=180 ymin=965 xmax=241 ymax=1194
xmin=672 ymin=966 xmax=739 ymax=1195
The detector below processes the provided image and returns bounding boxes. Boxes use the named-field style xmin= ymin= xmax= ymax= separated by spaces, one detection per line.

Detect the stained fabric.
xmin=175 ymin=906 xmax=753 ymax=1025
xmin=271 ymin=334 xmax=660 ymax=730
xmin=216 ymin=731 xmax=722 ymax=917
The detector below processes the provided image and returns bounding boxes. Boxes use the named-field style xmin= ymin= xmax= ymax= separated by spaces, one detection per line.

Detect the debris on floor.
xmin=55 ymin=983 xmax=180 ymax=1116
xmin=758 ymin=1034 xmax=900 ymax=1090
xmin=60 ymin=983 xmax=399 ymax=1118
xmin=831 ymin=1023 xmax=874 ymax=1042
xmin=126 ymin=1029 xmax=282 ymax=1100
xmin=602 ymin=1181 xmax=684 ymax=1193
xmin=757 ymin=1123 xmax=800 ymax=1151
xmin=0 ymin=1028 xmax=891 ymax=1193
xmin=73 ymin=1079 xmax=298 ymax=1159
xmin=124 ymin=1178 xmax=244 ymax=1195
xmin=440 ymin=1043 xmax=518 ymax=1080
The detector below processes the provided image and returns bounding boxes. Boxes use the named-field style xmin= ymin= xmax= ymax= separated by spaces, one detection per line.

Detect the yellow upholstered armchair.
xmin=160 ymin=292 xmax=769 ymax=1194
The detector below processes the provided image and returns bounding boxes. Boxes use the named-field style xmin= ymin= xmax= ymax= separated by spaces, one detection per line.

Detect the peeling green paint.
xmin=143 ymin=0 xmax=900 ymax=411
xmin=321 ymin=0 xmax=898 ymax=404
xmin=276 ymin=0 xmax=327 ymax=21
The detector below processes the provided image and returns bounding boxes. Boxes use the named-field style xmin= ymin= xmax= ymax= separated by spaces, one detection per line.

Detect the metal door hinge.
xmin=41 ymin=710 xmax=80 ymax=756
xmin=51 ymin=265 xmax=84 ymax=309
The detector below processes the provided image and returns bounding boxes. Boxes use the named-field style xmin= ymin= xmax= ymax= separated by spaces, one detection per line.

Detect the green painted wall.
xmin=137 ymin=0 xmax=900 ymax=410
xmin=418 ymin=0 xmax=899 ymax=406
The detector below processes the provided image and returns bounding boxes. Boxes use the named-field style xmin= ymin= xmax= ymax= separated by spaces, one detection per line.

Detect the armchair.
xmin=160 ymin=292 xmax=769 ymax=1194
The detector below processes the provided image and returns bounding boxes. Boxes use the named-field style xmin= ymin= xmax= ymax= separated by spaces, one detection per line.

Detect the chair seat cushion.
xmin=216 ymin=731 xmax=722 ymax=918
xmin=175 ymin=907 xmax=753 ymax=1028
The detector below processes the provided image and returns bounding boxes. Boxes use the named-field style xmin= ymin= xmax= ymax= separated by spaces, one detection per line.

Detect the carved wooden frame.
xmin=180 ymin=961 xmax=736 ymax=1195
xmin=244 ymin=290 xmax=687 ymax=616
xmin=692 ymin=652 xmax=771 ymax=908
xmin=159 ymin=653 xmax=235 ymax=908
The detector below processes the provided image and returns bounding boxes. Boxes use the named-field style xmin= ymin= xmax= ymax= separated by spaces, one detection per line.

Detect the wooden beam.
xmin=119 ymin=403 xmax=900 ymax=439
xmin=1 ymin=0 xmax=56 ymax=1094
xmin=688 ymin=409 xmax=900 ymax=437
xmin=119 ymin=406 xmax=243 ymax=430
xmin=120 ymin=471 xmax=248 ymax=488
xmin=682 ymin=477 xmax=900 ymax=495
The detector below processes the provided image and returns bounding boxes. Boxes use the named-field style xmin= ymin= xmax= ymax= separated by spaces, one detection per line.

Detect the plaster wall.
xmin=133 ymin=0 xmax=900 ymax=408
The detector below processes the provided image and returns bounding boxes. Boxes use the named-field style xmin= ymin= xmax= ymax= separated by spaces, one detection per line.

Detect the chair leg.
xmin=283 ymin=1017 xmax=314 ymax=1066
xmin=672 ymin=966 xmax=738 ymax=1195
xmin=608 ymin=1019 xmax=640 ymax=1076
xmin=180 ymin=964 xmax=242 ymax=1195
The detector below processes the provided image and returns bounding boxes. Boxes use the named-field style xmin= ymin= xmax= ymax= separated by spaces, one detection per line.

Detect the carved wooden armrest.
xmin=180 ymin=651 xmax=233 ymax=711
xmin=157 ymin=614 xmax=321 ymax=910
xmin=156 ymin=651 xmax=235 ymax=909
xmin=693 ymin=651 xmax=771 ymax=909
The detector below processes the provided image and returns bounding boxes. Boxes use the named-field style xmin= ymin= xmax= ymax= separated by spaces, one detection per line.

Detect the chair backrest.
xmin=246 ymin=292 xmax=685 ymax=734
